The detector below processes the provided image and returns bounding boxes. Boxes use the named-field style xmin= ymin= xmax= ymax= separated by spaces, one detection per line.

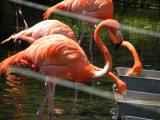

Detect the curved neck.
xmin=93 ymin=22 xmax=112 ymax=78
xmin=91 ymin=65 xmax=120 ymax=85
xmin=121 ymin=41 xmax=140 ymax=64
xmin=107 ymin=72 xmax=120 ymax=84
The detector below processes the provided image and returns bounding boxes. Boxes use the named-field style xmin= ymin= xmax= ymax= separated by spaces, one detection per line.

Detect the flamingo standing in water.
xmin=1 ymin=19 xmax=77 ymax=116
xmin=0 ymin=19 xmax=126 ymax=120
xmin=43 ymin=0 xmax=114 ymax=108
xmin=1 ymin=20 xmax=77 ymax=44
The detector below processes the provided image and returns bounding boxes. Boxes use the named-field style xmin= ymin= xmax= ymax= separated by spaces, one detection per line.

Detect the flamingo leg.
xmin=47 ymin=77 xmax=57 ymax=120
xmin=37 ymin=77 xmax=50 ymax=120
xmin=48 ymin=85 xmax=56 ymax=120
xmin=89 ymin=25 xmax=93 ymax=64
xmin=78 ymin=22 xmax=88 ymax=45
xmin=37 ymin=76 xmax=56 ymax=120
xmin=13 ymin=35 xmax=35 ymax=44
xmin=1 ymin=35 xmax=15 ymax=44
xmin=71 ymin=82 xmax=79 ymax=116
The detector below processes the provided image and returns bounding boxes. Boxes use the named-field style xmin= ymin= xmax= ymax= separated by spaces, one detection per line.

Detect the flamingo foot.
xmin=37 ymin=110 xmax=44 ymax=120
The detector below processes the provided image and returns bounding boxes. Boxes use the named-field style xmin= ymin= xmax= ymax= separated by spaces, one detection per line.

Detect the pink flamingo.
xmin=1 ymin=20 xmax=76 ymax=44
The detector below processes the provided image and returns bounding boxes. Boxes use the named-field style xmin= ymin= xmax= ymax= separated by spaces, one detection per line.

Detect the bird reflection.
xmin=3 ymin=73 xmax=26 ymax=120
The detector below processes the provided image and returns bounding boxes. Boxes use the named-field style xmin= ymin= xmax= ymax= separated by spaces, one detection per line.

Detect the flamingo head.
xmin=106 ymin=20 xmax=123 ymax=50
xmin=126 ymin=62 xmax=142 ymax=76
xmin=115 ymin=79 xmax=127 ymax=95
xmin=115 ymin=29 xmax=123 ymax=50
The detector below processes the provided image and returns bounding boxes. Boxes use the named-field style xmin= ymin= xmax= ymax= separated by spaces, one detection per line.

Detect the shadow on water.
xmin=0 ymin=0 xmax=160 ymax=120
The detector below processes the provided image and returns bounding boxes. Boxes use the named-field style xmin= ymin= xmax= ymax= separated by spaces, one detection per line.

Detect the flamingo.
xmin=43 ymin=0 xmax=114 ymax=65
xmin=43 ymin=0 xmax=114 ymax=107
xmin=1 ymin=20 xmax=77 ymax=44
xmin=121 ymin=41 xmax=142 ymax=76
xmin=0 ymin=19 xmax=126 ymax=120
xmin=43 ymin=0 xmax=113 ymax=39
xmin=0 ymin=19 xmax=77 ymax=117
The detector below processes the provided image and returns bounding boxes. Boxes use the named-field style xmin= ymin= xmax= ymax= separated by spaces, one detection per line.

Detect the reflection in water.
xmin=3 ymin=73 xmax=26 ymax=120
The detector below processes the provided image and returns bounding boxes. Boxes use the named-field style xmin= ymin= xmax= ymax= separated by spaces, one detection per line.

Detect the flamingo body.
xmin=43 ymin=0 xmax=113 ymax=21
xmin=0 ymin=34 xmax=109 ymax=83
xmin=1 ymin=20 xmax=76 ymax=44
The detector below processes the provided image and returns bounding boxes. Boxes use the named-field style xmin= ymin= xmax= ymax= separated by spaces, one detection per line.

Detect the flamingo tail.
xmin=0 ymin=51 xmax=25 ymax=74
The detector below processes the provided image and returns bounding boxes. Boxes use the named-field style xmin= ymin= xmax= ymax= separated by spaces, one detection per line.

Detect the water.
xmin=0 ymin=1 xmax=160 ymax=120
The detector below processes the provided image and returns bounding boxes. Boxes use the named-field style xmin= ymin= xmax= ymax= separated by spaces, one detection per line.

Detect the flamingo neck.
xmin=107 ymin=72 xmax=119 ymax=84
xmin=92 ymin=65 xmax=122 ymax=87
xmin=121 ymin=41 xmax=141 ymax=65
xmin=93 ymin=23 xmax=112 ymax=78
xmin=121 ymin=41 xmax=142 ymax=76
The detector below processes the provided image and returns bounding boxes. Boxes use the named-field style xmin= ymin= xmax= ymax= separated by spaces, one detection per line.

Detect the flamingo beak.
xmin=115 ymin=40 xmax=122 ymax=50
xmin=115 ymin=30 xmax=123 ymax=50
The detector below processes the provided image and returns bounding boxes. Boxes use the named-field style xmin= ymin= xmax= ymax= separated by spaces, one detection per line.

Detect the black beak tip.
xmin=115 ymin=40 xmax=123 ymax=50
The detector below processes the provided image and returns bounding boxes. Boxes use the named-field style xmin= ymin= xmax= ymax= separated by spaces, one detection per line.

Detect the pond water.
xmin=0 ymin=1 xmax=160 ymax=120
